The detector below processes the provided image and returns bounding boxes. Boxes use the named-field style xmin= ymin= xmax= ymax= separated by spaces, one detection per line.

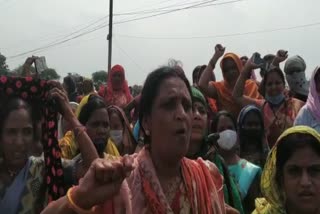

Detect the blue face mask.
xmin=265 ymin=93 xmax=285 ymax=105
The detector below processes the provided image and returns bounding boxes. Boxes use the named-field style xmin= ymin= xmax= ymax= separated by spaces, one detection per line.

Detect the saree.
xmin=262 ymin=98 xmax=304 ymax=148
xmin=294 ymin=67 xmax=320 ymax=132
xmin=0 ymin=159 xmax=32 ymax=214
xmin=98 ymin=148 xmax=226 ymax=214
xmin=228 ymin=159 xmax=262 ymax=200
xmin=59 ymin=132 xmax=119 ymax=159
xmin=253 ymin=126 xmax=320 ymax=214
xmin=98 ymin=65 xmax=132 ymax=108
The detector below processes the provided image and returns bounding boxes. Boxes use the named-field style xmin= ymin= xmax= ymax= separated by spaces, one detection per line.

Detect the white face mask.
xmin=217 ymin=130 xmax=237 ymax=151
xmin=110 ymin=130 xmax=123 ymax=146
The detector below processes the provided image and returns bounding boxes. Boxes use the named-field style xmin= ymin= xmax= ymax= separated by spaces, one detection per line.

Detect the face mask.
xmin=110 ymin=130 xmax=123 ymax=146
xmin=93 ymin=138 xmax=106 ymax=155
xmin=265 ymin=93 xmax=285 ymax=105
xmin=217 ymin=130 xmax=237 ymax=151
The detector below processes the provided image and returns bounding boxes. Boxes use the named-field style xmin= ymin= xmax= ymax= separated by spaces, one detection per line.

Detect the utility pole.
xmin=107 ymin=0 xmax=113 ymax=73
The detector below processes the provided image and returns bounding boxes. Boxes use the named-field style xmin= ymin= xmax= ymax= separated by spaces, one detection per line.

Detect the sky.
xmin=1 ymin=0 xmax=320 ymax=85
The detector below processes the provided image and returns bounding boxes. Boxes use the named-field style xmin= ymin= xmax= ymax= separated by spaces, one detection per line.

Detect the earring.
xmin=145 ymin=130 xmax=150 ymax=136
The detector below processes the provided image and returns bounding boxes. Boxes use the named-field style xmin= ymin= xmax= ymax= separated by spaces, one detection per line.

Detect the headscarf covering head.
xmin=306 ymin=67 xmax=320 ymax=121
xmin=256 ymin=126 xmax=320 ymax=214
xmin=220 ymin=53 xmax=243 ymax=74
xmin=284 ymin=55 xmax=309 ymax=96
xmin=238 ymin=105 xmax=264 ymax=140
xmin=106 ymin=64 xmax=132 ymax=104
xmin=191 ymin=86 xmax=207 ymax=108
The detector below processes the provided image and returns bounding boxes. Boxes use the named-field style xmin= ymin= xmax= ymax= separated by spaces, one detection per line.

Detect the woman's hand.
xmin=213 ymin=44 xmax=226 ymax=60
xmin=272 ymin=49 xmax=288 ymax=66
xmin=48 ymin=81 xmax=75 ymax=123
xmin=73 ymin=156 xmax=134 ymax=209
xmin=243 ymin=53 xmax=264 ymax=76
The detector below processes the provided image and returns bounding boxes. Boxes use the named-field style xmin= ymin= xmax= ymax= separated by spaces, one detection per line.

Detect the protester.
xmin=199 ymin=44 xmax=261 ymax=118
xmin=98 ymin=64 xmax=132 ymax=108
xmin=0 ymin=80 xmax=98 ymax=213
xmin=107 ymin=105 xmax=136 ymax=155
xmin=253 ymin=126 xmax=320 ymax=214
xmin=63 ymin=76 xmax=78 ymax=102
xmin=284 ymin=55 xmax=309 ymax=102
xmin=41 ymin=66 xmax=240 ymax=214
xmin=238 ymin=105 xmax=269 ymax=168
xmin=295 ymin=67 xmax=320 ymax=132
xmin=187 ymin=86 xmax=244 ymax=214
xmin=59 ymin=94 xmax=120 ymax=159
xmin=233 ymin=51 xmax=305 ymax=148
xmin=212 ymin=111 xmax=261 ymax=213
xmin=82 ymin=78 xmax=96 ymax=95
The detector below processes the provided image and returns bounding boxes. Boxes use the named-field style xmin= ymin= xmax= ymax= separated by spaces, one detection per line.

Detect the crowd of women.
xmin=0 ymin=43 xmax=320 ymax=214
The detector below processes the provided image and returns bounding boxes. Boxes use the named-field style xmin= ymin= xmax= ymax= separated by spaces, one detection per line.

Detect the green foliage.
xmin=0 ymin=52 xmax=9 ymax=75
xmin=92 ymin=70 xmax=108 ymax=88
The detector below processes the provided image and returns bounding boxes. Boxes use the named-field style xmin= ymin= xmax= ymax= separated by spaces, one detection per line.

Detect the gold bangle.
xmin=67 ymin=186 xmax=95 ymax=214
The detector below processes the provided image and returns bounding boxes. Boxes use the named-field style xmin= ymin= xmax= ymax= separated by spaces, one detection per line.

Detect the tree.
xmin=39 ymin=68 xmax=60 ymax=80
xmin=0 ymin=52 xmax=9 ymax=75
xmin=11 ymin=65 xmax=60 ymax=80
xmin=92 ymin=70 xmax=108 ymax=88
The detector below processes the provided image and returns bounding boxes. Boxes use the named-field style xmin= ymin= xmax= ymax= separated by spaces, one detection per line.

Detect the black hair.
xmin=261 ymin=67 xmax=285 ymax=96
xmin=275 ymin=133 xmax=320 ymax=187
xmin=78 ymin=95 xmax=107 ymax=125
xmin=0 ymin=97 xmax=37 ymax=139
xmin=139 ymin=66 xmax=192 ymax=143
xmin=211 ymin=111 xmax=237 ymax=133
xmin=192 ymin=66 xmax=201 ymax=84
xmin=63 ymin=76 xmax=76 ymax=94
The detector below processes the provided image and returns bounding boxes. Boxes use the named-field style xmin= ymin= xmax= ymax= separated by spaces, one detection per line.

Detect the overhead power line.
xmin=115 ymin=21 xmax=320 ymax=40
xmin=7 ymin=0 xmax=226 ymax=59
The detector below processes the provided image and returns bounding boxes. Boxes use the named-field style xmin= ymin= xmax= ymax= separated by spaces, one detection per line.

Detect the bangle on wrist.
xmin=67 ymin=186 xmax=96 ymax=214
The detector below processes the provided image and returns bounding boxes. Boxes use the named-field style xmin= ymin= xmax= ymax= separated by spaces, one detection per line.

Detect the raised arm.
xmin=271 ymin=49 xmax=288 ymax=67
xmin=49 ymin=82 xmax=99 ymax=168
xmin=199 ymin=44 xmax=225 ymax=99
xmin=233 ymin=54 xmax=262 ymax=107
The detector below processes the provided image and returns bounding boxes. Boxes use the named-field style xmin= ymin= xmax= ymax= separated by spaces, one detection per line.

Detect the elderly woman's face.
xmin=144 ymin=77 xmax=192 ymax=161
xmin=85 ymin=108 xmax=110 ymax=142
xmin=1 ymin=108 xmax=33 ymax=168
xmin=282 ymin=145 xmax=320 ymax=213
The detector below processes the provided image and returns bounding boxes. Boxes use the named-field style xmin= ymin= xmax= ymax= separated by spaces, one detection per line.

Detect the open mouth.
xmin=175 ymin=128 xmax=186 ymax=135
